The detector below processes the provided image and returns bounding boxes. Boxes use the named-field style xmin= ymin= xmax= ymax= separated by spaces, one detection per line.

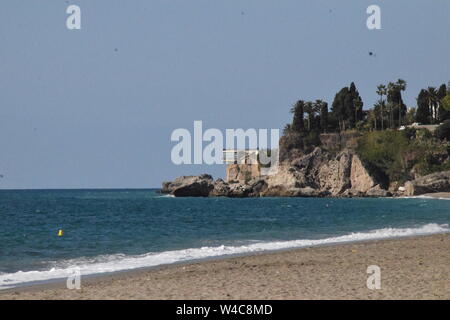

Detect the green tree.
xmin=366 ymin=108 xmax=378 ymax=131
xmin=437 ymin=83 xmax=449 ymax=121
xmin=331 ymin=82 xmax=364 ymax=131
xmin=290 ymin=100 xmax=305 ymax=133
xmin=387 ymin=82 xmax=395 ymax=128
xmin=304 ymin=101 xmax=315 ymax=131
xmin=356 ymin=130 xmax=411 ymax=184
xmin=319 ymin=101 xmax=328 ymax=133
xmin=331 ymin=87 xmax=348 ymax=131
xmin=443 ymin=94 xmax=450 ymax=113
xmin=442 ymin=84 xmax=450 ymax=114
xmin=376 ymin=84 xmax=387 ymax=130
xmin=353 ymin=96 xmax=363 ymax=125
xmin=396 ymin=79 xmax=407 ymax=126
xmin=427 ymin=87 xmax=439 ymax=123
xmin=373 ymin=100 xmax=387 ymax=130
xmin=416 ymin=89 xmax=430 ymax=124
xmin=387 ymin=81 xmax=407 ymax=128
xmin=435 ymin=120 xmax=450 ymax=141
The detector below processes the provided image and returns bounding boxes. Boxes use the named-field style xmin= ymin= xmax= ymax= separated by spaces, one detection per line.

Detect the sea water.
xmin=0 ymin=189 xmax=449 ymax=289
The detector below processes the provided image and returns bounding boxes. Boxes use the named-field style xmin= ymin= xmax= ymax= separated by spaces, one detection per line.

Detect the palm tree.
xmin=396 ymin=79 xmax=407 ymax=126
xmin=427 ymin=87 xmax=438 ymax=123
xmin=353 ymin=97 xmax=363 ymax=126
xmin=290 ymin=100 xmax=305 ymax=132
xmin=387 ymin=82 xmax=396 ymax=128
xmin=304 ymin=101 xmax=314 ymax=131
xmin=313 ymin=100 xmax=328 ymax=133
xmin=376 ymin=84 xmax=387 ymax=130
xmin=371 ymin=106 xmax=378 ymax=130
xmin=374 ymin=100 xmax=386 ymax=130
xmin=317 ymin=100 xmax=328 ymax=133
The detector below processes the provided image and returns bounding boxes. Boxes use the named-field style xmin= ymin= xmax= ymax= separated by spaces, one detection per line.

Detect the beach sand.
xmin=1 ymin=234 xmax=449 ymax=300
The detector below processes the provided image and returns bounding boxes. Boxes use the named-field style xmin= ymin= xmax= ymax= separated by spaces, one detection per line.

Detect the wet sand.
xmin=1 ymin=234 xmax=449 ymax=300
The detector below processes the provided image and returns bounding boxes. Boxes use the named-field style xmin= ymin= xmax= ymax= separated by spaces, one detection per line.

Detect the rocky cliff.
xmin=161 ymin=147 xmax=392 ymax=198
xmin=404 ymin=171 xmax=450 ymax=196
xmin=161 ymin=174 xmax=214 ymax=197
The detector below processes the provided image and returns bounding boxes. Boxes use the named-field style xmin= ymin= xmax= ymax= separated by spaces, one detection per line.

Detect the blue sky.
xmin=0 ymin=0 xmax=449 ymax=189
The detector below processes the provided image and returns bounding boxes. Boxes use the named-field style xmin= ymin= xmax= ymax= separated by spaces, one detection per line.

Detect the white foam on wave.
xmin=0 ymin=223 xmax=448 ymax=290
xmin=155 ymin=194 xmax=175 ymax=198
xmin=402 ymin=195 xmax=450 ymax=201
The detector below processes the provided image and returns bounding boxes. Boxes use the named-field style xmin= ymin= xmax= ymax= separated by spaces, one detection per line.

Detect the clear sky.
xmin=0 ymin=0 xmax=449 ymax=189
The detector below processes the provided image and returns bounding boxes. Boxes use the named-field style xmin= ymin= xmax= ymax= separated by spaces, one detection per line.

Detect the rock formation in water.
xmin=161 ymin=174 xmax=214 ymax=197
xmin=161 ymin=147 xmax=396 ymax=198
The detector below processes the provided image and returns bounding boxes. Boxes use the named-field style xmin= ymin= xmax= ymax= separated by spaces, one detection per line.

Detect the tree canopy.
xmin=330 ymin=82 xmax=364 ymax=131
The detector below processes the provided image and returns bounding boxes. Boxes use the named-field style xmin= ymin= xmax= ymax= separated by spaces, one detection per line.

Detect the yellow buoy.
xmin=58 ymin=229 xmax=64 ymax=237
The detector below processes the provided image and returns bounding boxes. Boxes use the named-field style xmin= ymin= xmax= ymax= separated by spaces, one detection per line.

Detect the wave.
xmin=402 ymin=195 xmax=450 ymax=201
xmin=155 ymin=194 xmax=175 ymax=198
xmin=0 ymin=223 xmax=448 ymax=290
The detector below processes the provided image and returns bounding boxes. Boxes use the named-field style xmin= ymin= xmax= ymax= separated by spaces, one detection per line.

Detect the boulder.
xmin=261 ymin=185 xmax=326 ymax=197
xmin=209 ymin=178 xmax=230 ymax=197
xmin=264 ymin=164 xmax=303 ymax=192
xmin=160 ymin=181 xmax=172 ymax=194
xmin=366 ymin=185 xmax=391 ymax=197
xmin=163 ymin=174 xmax=214 ymax=197
xmin=404 ymin=171 xmax=450 ymax=196
xmin=228 ymin=183 xmax=253 ymax=198
xmin=341 ymin=189 xmax=365 ymax=198
xmin=261 ymin=185 xmax=291 ymax=197
xmin=248 ymin=179 xmax=268 ymax=197
xmin=295 ymin=187 xmax=328 ymax=197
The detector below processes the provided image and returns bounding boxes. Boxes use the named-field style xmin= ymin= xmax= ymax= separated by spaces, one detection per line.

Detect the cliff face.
xmin=404 ymin=171 xmax=450 ymax=196
xmin=317 ymin=150 xmax=352 ymax=194
xmin=350 ymin=155 xmax=377 ymax=193
xmin=261 ymin=147 xmax=384 ymax=197
xmin=162 ymin=147 xmax=390 ymax=198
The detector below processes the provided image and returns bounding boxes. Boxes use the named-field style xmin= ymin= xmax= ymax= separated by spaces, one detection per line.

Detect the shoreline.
xmin=1 ymin=222 xmax=448 ymax=293
xmin=1 ymin=233 xmax=449 ymax=300
xmin=414 ymin=192 xmax=450 ymax=199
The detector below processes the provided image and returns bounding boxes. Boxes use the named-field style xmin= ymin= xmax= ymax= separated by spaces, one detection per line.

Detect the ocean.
xmin=0 ymin=189 xmax=449 ymax=290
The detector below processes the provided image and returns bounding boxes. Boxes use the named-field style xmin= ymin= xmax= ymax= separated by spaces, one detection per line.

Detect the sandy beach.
xmin=1 ymin=233 xmax=449 ymax=300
